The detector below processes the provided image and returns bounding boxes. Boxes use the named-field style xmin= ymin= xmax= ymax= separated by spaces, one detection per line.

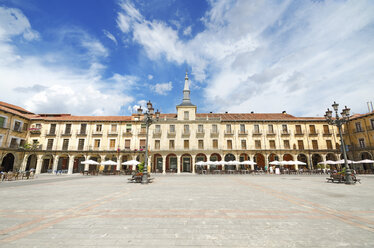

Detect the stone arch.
xmin=326 ymin=153 xmax=337 ymax=161
xmin=312 ymin=154 xmax=323 ymax=168
xmin=254 ymin=153 xmax=265 ymax=169
xmin=73 ymin=155 xmax=85 ymax=173
xmin=239 ymin=153 xmax=249 ymax=162
xmin=268 ymin=153 xmax=279 ymax=162
xmin=283 ymin=154 xmax=293 ymax=161
xmin=166 ymin=153 xmax=177 ymax=172
xmin=1 ymin=153 xmax=15 ymax=172
xmin=41 ymin=154 xmax=53 ymax=173
xmin=26 ymin=154 xmax=37 ymax=171
xmin=359 ymin=152 xmax=373 ymax=171
xmin=224 ymin=153 xmax=236 ymax=162
xmin=181 ymin=153 xmax=192 ymax=173
xmin=195 ymin=153 xmax=207 ymax=163
xmin=153 ymin=153 xmax=163 ymax=173
xmin=210 ymin=153 xmax=222 ymax=161
xmin=57 ymin=154 xmax=69 ymax=171
xmin=297 ymin=154 xmax=308 ymax=168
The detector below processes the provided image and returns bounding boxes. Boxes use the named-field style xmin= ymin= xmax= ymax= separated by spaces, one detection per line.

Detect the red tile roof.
xmin=0 ymin=101 xmax=34 ymax=114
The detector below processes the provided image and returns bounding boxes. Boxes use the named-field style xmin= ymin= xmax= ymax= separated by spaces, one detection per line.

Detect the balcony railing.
xmin=92 ymin=130 xmax=103 ymax=136
xmin=308 ymin=130 xmax=319 ymax=136
xmin=167 ymin=131 xmax=176 ymax=138
xmin=76 ymin=131 xmax=87 ymax=136
xmin=61 ymin=131 xmax=72 ymax=136
xmin=210 ymin=130 xmax=219 ymax=137
xmin=138 ymin=130 xmax=147 ymax=136
xmin=182 ymin=130 xmax=190 ymax=137
xmin=108 ymin=130 xmax=119 ymax=136
xmin=153 ymin=130 xmax=162 ymax=138
xmin=238 ymin=130 xmax=248 ymax=136
xmin=266 ymin=131 xmax=276 ymax=136
xmin=354 ymin=128 xmax=364 ymax=133
xmin=281 ymin=130 xmax=291 ymax=136
xmin=224 ymin=130 xmax=234 ymax=136
xmin=123 ymin=130 xmax=133 ymax=136
xmin=45 ymin=131 xmax=56 ymax=136
xmin=323 ymin=130 xmax=332 ymax=136
xmin=196 ymin=130 xmax=205 ymax=138
xmin=252 ymin=130 xmax=262 ymax=135
xmin=294 ymin=131 xmax=304 ymax=136
xmin=13 ymin=127 xmax=23 ymax=133
xmin=29 ymin=127 xmax=41 ymax=134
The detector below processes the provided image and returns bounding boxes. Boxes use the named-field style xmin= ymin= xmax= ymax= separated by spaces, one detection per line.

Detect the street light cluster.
xmin=324 ymin=101 xmax=354 ymax=185
xmin=137 ymin=100 xmax=160 ymax=184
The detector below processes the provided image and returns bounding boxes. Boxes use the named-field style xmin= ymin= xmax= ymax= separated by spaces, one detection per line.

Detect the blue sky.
xmin=0 ymin=0 xmax=373 ymax=117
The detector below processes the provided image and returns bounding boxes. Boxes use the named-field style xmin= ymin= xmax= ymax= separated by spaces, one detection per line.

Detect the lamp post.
xmin=324 ymin=101 xmax=354 ymax=185
xmin=137 ymin=100 xmax=160 ymax=184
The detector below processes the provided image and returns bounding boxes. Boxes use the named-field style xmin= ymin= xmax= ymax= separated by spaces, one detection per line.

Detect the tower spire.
xmin=177 ymin=71 xmax=195 ymax=106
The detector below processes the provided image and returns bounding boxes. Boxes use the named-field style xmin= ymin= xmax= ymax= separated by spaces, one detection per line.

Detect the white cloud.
xmin=0 ymin=6 xmax=136 ymax=116
xmin=150 ymin=82 xmax=173 ymax=95
xmin=103 ymin=29 xmax=118 ymax=45
xmin=117 ymin=0 xmax=374 ymax=116
xmin=183 ymin=26 xmax=192 ymax=36
xmin=147 ymin=74 xmax=153 ymax=80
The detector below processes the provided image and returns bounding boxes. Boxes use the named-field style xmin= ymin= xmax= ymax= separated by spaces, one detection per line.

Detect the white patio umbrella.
xmin=355 ymin=159 xmax=374 ymax=163
xmin=122 ymin=160 xmax=140 ymax=166
xmin=280 ymin=161 xmax=295 ymax=165
xmin=81 ymin=160 xmax=99 ymax=165
xmin=269 ymin=161 xmax=281 ymax=165
xmin=101 ymin=160 xmax=117 ymax=166
xmin=195 ymin=161 xmax=206 ymax=166
xmin=335 ymin=159 xmax=355 ymax=164
xmin=240 ymin=160 xmax=256 ymax=165
xmin=320 ymin=160 xmax=337 ymax=165
xmin=293 ymin=161 xmax=307 ymax=165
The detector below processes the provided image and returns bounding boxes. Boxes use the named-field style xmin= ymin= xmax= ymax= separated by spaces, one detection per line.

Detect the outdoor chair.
xmin=7 ymin=172 xmax=14 ymax=181
xmin=1 ymin=172 xmax=7 ymax=181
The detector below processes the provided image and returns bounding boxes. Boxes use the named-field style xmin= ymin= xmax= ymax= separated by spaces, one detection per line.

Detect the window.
xmin=23 ymin=123 xmax=28 ymax=132
xmin=169 ymin=125 xmax=175 ymax=133
xmin=47 ymin=139 xmax=54 ymax=150
xmin=254 ymin=124 xmax=260 ymax=133
xmin=226 ymin=124 xmax=232 ymax=133
xmin=155 ymin=125 xmax=161 ymax=133
xmin=255 ymin=140 xmax=261 ymax=149
xmin=212 ymin=124 xmax=218 ymax=133
xmin=155 ymin=140 xmax=160 ymax=149
xmin=65 ymin=124 xmax=72 ymax=134
xmin=297 ymin=140 xmax=304 ymax=150
xmin=169 ymin=140 xmax=175 ymax=149
xmin=323 ymin=125 xmax=330 ymax=134
xmin=0 ymin=116 xmax=6 ymax=128
xmin=141 ymin=124 xmax=146 ymax=133
xmin=283 ymin=140 xmax=290 ymax=149
xmin=198 ymin=124 xmax=204 ymax=133
xmin=78 ymin=139 xmax=85 ymax=150
xmin=198 ymin=140 xmax=204 ymax=149
xmin=96 ymin=124 xmax=102 ymax=132
xmin=184 ymin=125 xmax=189 ymax=134
xmin=80 ymin=124 xmax=87 ymax=134
xmin=371 ymin=119 xmax=374 ymax=130
xmin=109 ymin=139 xmax=116 ymax=148
xmin=355 ymin=122 xmax=362 ymax=132
xmin=49 ymin=124 xmax=56 ymax=134
xmin=62 ymin=139 xmax=69 ymax=150
xmin=94 ymin=139 xmax=100 ymax=148
xmin=140 ymin=139 xmax=146 ymax=149
xmin=295 ymin=125 xmax=302 ymax=134
xmin=312 ymin=140 xmax=318 ymax=150
xmin=184 ymin=111 xmax=189 ymax=120
xmin=282 ymin=124 xmax=288 ymax=133
xmin=240 ymin=124 xmax=245 ymax=133
xmin=309 ymin=125 xmax=316 ymax=134
xmin=227 ymin=140 xmax=232 ymax=149
xmin=241 ymin=140 xmax=246 ymax=149
xmin=126 ymin=124 xmax=132 ymax=132
xmin=269 ymin=140 xmax=276 ymax=149
xmin=184 ymin=140 xmax=189 ymax=149
xmin=0 ymin=135 xmax=3 ymax=147
xmin=268 ymin=124 xmax=274 ymax=133
xmin=213 ymin=139 xmax=218 ymax=149
xmin=125 ymin=139 xmax=131 ymax=149
xmin=326 ymin=140 xmax=333 ymax=149
xmin=111 ymin=124 xmax=117 ymax=132
xmin=14 ymin=121 xmax=21 ymax=132
xmin=359 ymin=138 xmax=365 ymax=148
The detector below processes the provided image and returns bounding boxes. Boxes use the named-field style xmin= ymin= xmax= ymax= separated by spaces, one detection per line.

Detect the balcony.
xmin=238 ymin=130 xmax=248 ymax=136
xmin=266 ymin=131 xmax=276 ymax=136
xmin=92 ymin=130 xmax=103 ymax=136
xmin=29 ymin=127 xmax=41 ymax=134
xmin=138 ymin=130 xmax=147 ymax=136
xmin=294 ymin=131 xmax=304 ymax=136
xmin=210 ymin=130 xmax=219 ymax=138
xmin=167 ymin=131 xmax=176 ymax=138
xmin=76 ymin=131 xmax=87 ymax=136
xmin=108 ymin=130 xmax=118 ymax=136
xmin=196 ymin=130 xmax=205 ymax=138
xmin=224 ymin=130 xmax=234 ymax=136
xmin=13 ymin=127 xmax=24 ymax=133
xmin=153 ymin=130 xmax=162 ymax=138
xmin=323 ymin=130 xmax=332 ymax=136
xmin=181 ymin=130 xmax=190 ymax=137
xmin=61 ymin=131 xmax=72 ymax=136
xmin=123 ymin=130 xmax=133 ymax=136
xmin=308 ymin=130 xmax=319 ymax=136
xmin=354 ymin=128 xmax=365 ymax=133
xmin=45 ymin=131 xmax=56 ymax=136
xmin=252 ymin=130 xmax=262 ymax=136
xmin=281 ymin=130 xmax=291 ymax=136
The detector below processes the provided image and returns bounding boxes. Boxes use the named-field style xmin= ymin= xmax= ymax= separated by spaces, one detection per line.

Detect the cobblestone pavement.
xmin=0 ymin=174 xmax=373 ymax=247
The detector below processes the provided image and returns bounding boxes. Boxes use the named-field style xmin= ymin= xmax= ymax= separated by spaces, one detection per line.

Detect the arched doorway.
xmin=239 ymin=153 xmax=249 ymax=162
xmin=210 ymin=153 xmax=221 ymax=161
xmin=181 ymin=154 xmax=192 ymax=172
xmin=121 ymin=155 xmax=131 ymax=170
xmin=89 ymin=155 xmax=100 ymax=172
xmin=1 ymin=153 xmax=15 ymax=172
xmin=41 ymin=155 xmax=53 ymax=173
xmin=268 ymin=153 xmax=279 ymax=162
xmin=195 ymin=153 xmax=207 ymax=163
xmin=26 ymin=154 xmax=37 ymax=171
xmin=360 ymin=152 xmax=373 ymax=172
xmin=283 ymin=154 xmax=294 ymax=169
xmin=254 ymin=153 xmax=265 ymax=169
xmin=297 ymin=154 xmax=308 ymax=169
xmin=153 ymin=154 xmax=162 ymax=173
xmin=73 ymin=155 xmax=85 ymax=173
xmin=312 ymin=154 xmax=322 ymax=169
xmin=57 ymin=155 xmax=69 ymax=171
xmin=166 ymin=154 xmax=177 ymax=173
xmin=224 ymin=153 xmax=236 ymax=161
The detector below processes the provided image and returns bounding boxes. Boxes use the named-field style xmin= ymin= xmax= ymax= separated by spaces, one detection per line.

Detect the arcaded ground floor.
xmin=0 ymin=174 xmax=373 ymax=247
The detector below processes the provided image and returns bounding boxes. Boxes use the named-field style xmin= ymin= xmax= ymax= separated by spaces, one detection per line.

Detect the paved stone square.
xmin=0 ymin=174 xmax=374 ymax=247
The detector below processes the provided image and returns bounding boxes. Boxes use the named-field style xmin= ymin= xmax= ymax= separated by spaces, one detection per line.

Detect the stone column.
xmin=117 ymin=155 xmax=122 ymax=171
xmin=294 ymin=158 xmax=299 ymax=171
xmin=35 ymin=155 xmax=43 ymax=174
xmin=162 ymin=155 xmax=166 ymax=174
xmin=147 ymin=156 xmax=151 ymax=173
xmin=132 ymin=155 xmax=137 ymax=170
xmin=177 ymin=155 xmax=181 ymax=174
xmin=100 ymin=155 xmax=105 ymax=171
xmin=250 ymin=155 xmax=255 ymax=170
xmin=191 ymin=154 xmax=196 ymax=174
xmin=52 ymin=155 xmax=59 ymax=172
xmin=68 ymin=155 xmax=74 ymax=174
xmin=20 ymin=154 xmax=28 ymax=171
xmin=84 ymin=155 xmax=90 ymax=171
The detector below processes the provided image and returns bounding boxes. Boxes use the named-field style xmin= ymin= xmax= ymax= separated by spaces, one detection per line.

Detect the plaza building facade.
xmin=1 ymin=73 xmax=346 ymax=174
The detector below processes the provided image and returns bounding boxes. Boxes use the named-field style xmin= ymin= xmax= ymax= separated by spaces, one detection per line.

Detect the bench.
xmin=326 ymin=174 xmax=361 ymax=184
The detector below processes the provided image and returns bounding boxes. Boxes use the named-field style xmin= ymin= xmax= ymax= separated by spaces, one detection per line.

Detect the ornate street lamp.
xmin=137 ymin=100 xmax=160 ymax=184
xmin=324 ymin=101 xmax=353 ymax=184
